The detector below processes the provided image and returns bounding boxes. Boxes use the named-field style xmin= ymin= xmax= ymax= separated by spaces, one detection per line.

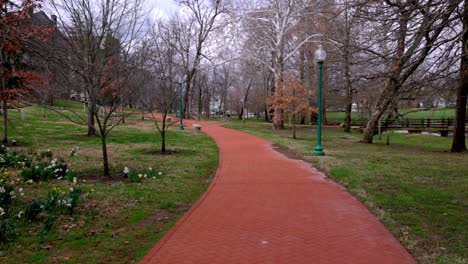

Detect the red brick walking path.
xmin=140 ymin=120 xmax=416 ymax=264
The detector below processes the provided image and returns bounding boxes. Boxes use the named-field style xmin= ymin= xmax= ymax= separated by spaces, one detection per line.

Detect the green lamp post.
xmin=313 ymin=45 xmax=326 ymax=156
xmin=179 ymin=82 xmax=185 ymax=130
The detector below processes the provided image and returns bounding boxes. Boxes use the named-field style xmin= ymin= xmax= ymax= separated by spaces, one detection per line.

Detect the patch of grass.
xmin=401 ymin=108 xmax=456 ymax=119
xmin=158 ymin=200 xmax=175 ymax=209
xmin=326 ymin=108 xmax=459 ymax=122
xmin=326 ymin=111 xmax=365 ymax=121
xmin=0 ymin=102 xmax=218 ymax=263
xmin=224 ymin=121 xmax=467 ymax=264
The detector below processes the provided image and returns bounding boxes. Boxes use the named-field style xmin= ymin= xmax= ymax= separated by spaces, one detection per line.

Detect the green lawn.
xmin=0 ymin=101 xmax=218 ymax=263
xmin=327 ymin=108 xmax=458 ymax=122
xmin=224 ymin=121 xmax=467 ymax=264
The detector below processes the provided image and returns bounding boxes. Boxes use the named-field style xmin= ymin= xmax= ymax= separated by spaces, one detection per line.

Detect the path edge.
xmin=139 ymin=126 xmax=223 ymax=263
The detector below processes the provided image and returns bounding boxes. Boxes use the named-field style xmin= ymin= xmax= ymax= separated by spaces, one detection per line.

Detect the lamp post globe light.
xmin=313 ymin=45 xmax=326 ymax=156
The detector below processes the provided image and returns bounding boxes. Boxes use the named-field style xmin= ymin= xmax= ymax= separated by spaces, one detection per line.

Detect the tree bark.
xmin=344 ymin=102 xmax=352 ymax=132
xmin=273 ymin=108 xmax=285 ymax=129
xmin=2 ymin=100 xmax=7 ymax=144
xmin=343 ymin=43 xmax=353 ymax=132
xmin=300 ymin=114 xmax=306 ymax=125
xmin=272 ymin=36 xmax=285 ymax=130
xmin=101 ymin=134 xmax=110 ymax=176
xmin=293 ymin=114 xmax=297 ymax=139
xmin=197 ymin=83 xmax=202 ymax=121
xmin=343 ymin=1 xmax=353 ymax=133
xmin=161 ymin=132 xmax=166 ymax=153
xmin=362 ymin=86 xmax=397 ymax=143
xmin=87 ymin=100 xmax=96 ymax=136
xmin=451 ymin=0 xmax=468 ymax=152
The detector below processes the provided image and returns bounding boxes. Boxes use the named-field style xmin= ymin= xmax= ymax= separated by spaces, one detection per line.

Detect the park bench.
xmin=349 ymin=118 xmax=468 ymax=137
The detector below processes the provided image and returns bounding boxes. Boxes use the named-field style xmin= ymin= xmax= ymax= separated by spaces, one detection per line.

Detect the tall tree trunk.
xmin=161 ymin=113 xmax=167 ymax=153
xmin=2 ymin=100 xmax=7 ymax=144
xmin=300 ymin=114 xmax=306 ymax=125
xmin=101 ymin=134 xmax=110 ymax=176
xmin=197 ymin=82 xmax=202 ymax=120
xmin=183 ymin=79 xmax=191 ymax=119
xmin=293 ymin=114 xmax=297 ymax=139
xmin=273 ymin=109 xmax=285 ymax=129
xmin=272 ymin=42 xmax=285 ymax=130
xmin=343 ymin=46 xmax=353 ymax=132
xmin=264 ymin=104 xmax=269 ymax=122
xmin=239 ymin=106 xmax=243 ymax=120
xmin=343 ymin=1 xmax=353 ymax=133
xmin=204 ymin=88 xmax=211 ymax=118
xmin=222 ymin=91 xmax=227 ymax=117
xmin=161 ymin=132 xmax=166 ymax=153
xmin=87 ymin=100 xmax=96 ymax=136
xmin=362 ymin=85 xmax=397 ymax=143
xmin=299 ymin=44 xmax=307 ymax=126
xmin=344 ymin=102 xmax=352 ymax=132
xmin=451 ymin=0 xmax=468 ymax=152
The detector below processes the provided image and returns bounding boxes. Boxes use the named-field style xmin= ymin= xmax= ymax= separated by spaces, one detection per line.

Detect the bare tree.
xmin=242 ymin=0 xmax=321 ymax=129
xmin=173 ymin=0 xmax=226 ymax=119
xmin=329 ymin=0 xmax=362 ymax=132
xmin=358 ymin=0 xmax=462 ymax=143
xmin=48 ymin=0 xmax=148 ymax=176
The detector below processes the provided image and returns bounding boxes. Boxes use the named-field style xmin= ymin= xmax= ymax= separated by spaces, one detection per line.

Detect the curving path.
xmin=140 ymin=119 xmax=416 ymax=264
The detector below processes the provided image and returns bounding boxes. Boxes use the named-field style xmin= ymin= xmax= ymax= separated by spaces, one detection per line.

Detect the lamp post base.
xmin=179 ymin=124 xmax=184 ymax=130
xmin=313 ymin=145 xmax=325 ymax=156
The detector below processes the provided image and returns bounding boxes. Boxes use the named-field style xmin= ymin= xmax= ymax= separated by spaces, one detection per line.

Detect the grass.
xmin=0 ymin=101 xmax=218 ymax=263
xmin=224 ymin=121 xmax=467 ymax=264
xmin=327 ymin=108 xmax=458 ymax=122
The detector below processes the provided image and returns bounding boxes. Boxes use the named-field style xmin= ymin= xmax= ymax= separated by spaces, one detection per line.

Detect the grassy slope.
xmin=0 ymin=101 xmax=218 ymax=263
xmin=224 ymin=121 xmax=467 ymax=264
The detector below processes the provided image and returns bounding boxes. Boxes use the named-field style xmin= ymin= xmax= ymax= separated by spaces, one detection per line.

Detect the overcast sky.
xmin=153 ymin=0 xmax=180 ymax=19
xmin=42 ymin=0 xmax=180 ymax=21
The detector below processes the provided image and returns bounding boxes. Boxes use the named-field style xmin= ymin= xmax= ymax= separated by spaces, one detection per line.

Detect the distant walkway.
xmin=140 ymin=119 xmax=416 ymax=264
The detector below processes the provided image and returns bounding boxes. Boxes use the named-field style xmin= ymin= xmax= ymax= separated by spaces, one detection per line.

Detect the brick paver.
xmin=140 ymin=120 xmax=416 ymax=264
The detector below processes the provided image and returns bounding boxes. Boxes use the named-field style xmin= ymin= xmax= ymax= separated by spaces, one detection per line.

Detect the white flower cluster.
xmin=57 ymin=198 xmax=73 ymax=208
xmin=0 ymin=186 xmax=5 ymax=193
xmin=123 ymin=167 xmax=129 ymax=174
xmin=42 ymin=159 xmax=65 ymax=178
xmin=0 ymin=207 xmax=4 ymax=216
xmin=70 ymin=146 xmax=79 ymax=157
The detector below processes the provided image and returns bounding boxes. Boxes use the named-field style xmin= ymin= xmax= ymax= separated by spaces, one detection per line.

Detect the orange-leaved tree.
xmin=0 ymin=0 xmax=52 ymax=143
xmin=269 ymin=79 xmax=315 ymax=139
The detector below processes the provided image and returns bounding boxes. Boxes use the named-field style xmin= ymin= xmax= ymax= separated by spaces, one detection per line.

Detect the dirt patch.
xmin=80 ymin=172 xmax=127 ymax=183
xmin=143 ymin=149 xmax=179 ymax=155
xmin=272 ymin=143 xmax=309 ymax=162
